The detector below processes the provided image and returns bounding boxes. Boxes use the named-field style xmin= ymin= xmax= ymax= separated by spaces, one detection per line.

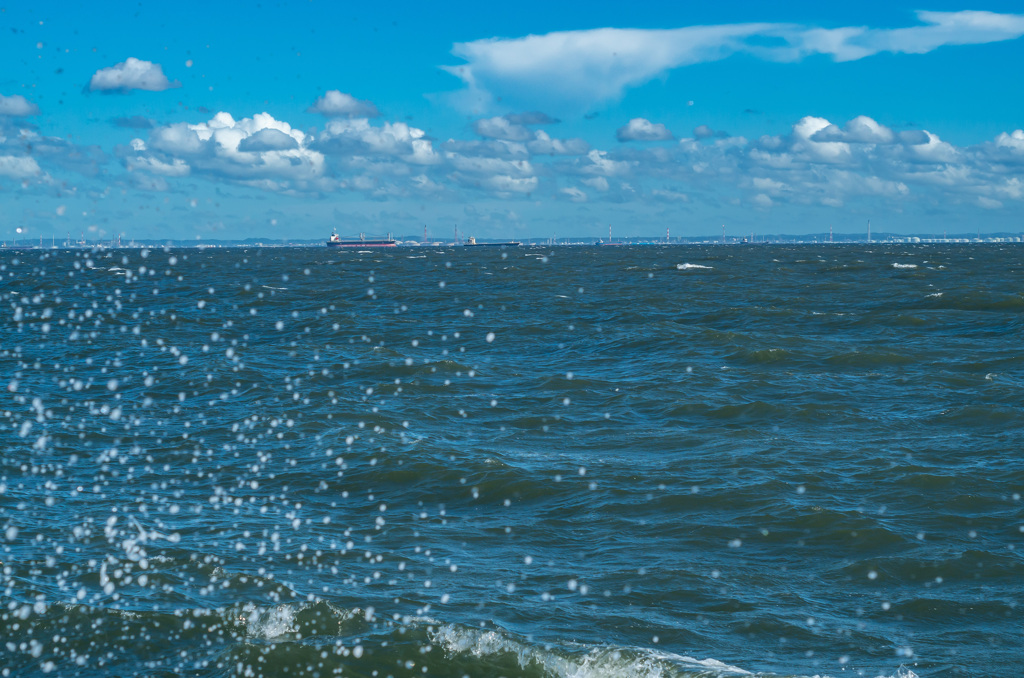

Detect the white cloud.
xmin=812 ymin=115 xmax=895 ymax=144
xmin=752 ymin=177 xmax=787 ymax=193
xmin=790 ymin=116 xmax=852 ymax=163
xmin=478 ymin=174 xmax=538 ymax=194
xmin=474 ymin=116 xmax=532 ymax=142
xmin=316 ymin=119 xmax=439 ymax=164
xmin=527 ymin=130 xmax=589 ymax=156
xmin=447 ymin=154 xmax=534 ymax=178
xmin=905 ymin=131 xmax=959 ymax=164
xmin=238 ymin=128 xmax=300 ymax=152
xmin=446 ymin=24 xmax=773 ymax=109
xmin=309 ymin=91 xmax=380 ymax=118
xmin=796 ymin=11 xmax=1024 ymax=62
xmin=129 ymin=112 xmax=324 ymax=189
xmin=0 ymin=94 xmax=39 ymax=116
xmin=442 ymin=138 xmax=529 ymax=159
xmin=94 ymin=105 xmax=1024 ymax=217
xmin=693 ymin=125 xmax=724 ymax=140
xmin=617 ymin=118 xmax=673 ymax=142
xmin=88 ymin=58 xmax=180 ymax=93
xmin=0 ymin=155 xmax=42 ymax=178
xmin=411 ymin=174 xmax=443 ymax=193
xmin=994 ymin=177 xmax=1023 ymax=199
xmin=994 ymin=129 xmax=1024 ymax=153
xmin=445 ymin=12 xmax=1024 ymax=108
xmin=560 ymin=186 xmax=587 ymax=202
xmin=577 ymin=149 xmax=633 ymax=177
xmin=125 ymin=154 xmax=190 ymax=177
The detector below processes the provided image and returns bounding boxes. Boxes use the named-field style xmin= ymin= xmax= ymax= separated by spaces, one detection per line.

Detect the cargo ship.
xmin=326 ymin=231 xmax=397 ymax=248
xmin=463 ymin=236 xmax=521 ymax=247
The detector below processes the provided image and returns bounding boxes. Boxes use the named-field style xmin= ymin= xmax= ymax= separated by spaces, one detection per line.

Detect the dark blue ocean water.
xmin=1 ymin=244 xmax=1021 ymax=678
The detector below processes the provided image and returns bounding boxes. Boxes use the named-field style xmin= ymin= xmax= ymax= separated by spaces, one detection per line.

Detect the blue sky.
xmin=2 ymin=1 xmax=1024 ymax=242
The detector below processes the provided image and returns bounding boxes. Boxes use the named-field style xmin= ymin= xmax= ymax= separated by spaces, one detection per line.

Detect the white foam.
xmin=240 ymin=604 xmax=297 ymax=639
xmin=891 ymin=263 xmax=918 ymax=269
xmin=430 ymin=624 xmax=753 ymax=677
xmin=677 ymin=263 xmax=713 ymax=270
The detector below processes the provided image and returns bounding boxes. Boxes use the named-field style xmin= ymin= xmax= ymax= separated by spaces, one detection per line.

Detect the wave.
xmin=0 ymin=591 xmax=928 ymax=678
xmin=431 ymin=623 xmax=756 ymax=677
xmin=677 ymin=263 xmax=714 ymax=270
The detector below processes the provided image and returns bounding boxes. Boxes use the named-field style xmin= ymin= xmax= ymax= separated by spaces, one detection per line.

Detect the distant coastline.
xmin=3 ymin=232 xmax=1023 ymax=249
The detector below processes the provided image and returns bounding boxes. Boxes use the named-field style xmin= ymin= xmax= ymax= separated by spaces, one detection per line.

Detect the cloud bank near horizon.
xmin=444 ymin=11 xmax=1024 ymax=110
xmin=105 ymin=95 xmax=1024 ymax=216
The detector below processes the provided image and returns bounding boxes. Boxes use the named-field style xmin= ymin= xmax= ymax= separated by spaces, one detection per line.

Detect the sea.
xmin=1 ymin=243 xmax=1021 ymax=678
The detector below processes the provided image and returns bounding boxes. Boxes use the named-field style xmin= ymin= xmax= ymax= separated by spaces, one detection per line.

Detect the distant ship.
xmin=463 ymin=236 xmax=521 ymax=247
xmin=326 ymin=231 xmax=396 ymax=248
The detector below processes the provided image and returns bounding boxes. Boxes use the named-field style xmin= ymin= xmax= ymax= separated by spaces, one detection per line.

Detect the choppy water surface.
xmin=1 ymin=244 xmax=1021 ymax=678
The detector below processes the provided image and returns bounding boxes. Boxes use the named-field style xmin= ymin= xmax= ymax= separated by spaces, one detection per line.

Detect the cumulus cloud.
xmin=0 ymin=94 xmax=39 ymax=117
xmin=898 ymin=130 xmax=931 ymax=145
xmin=92 ymin=104 xmax=1024 ymax=215
xmin=789 ymin=116 xmax=852 ymax=163
xmin=995 ymin=129 xmax=1024 ymax=152
xmin=442 ymin=138 xmax=529 ymax=159
xmin=309 ymin=91 xmax=380 ymax=118
xmin=473 ymin=114 xmax=585 ymax=157
xmin=124 ymin=153 xmax=190 ymax=177
xmin=811 ymin=115 xmax=894 ymax=144
xmin=528 ymin=130 xmax=589 ymax=156
xmin=468 ymin=174 xmax=538 ymax=195
xmin=88 ymin=58 xmax=180 ymax=93
xmin=126 ymin=111 xmax=325 ymax=190
xmin=445 ymin=11 xmax=1024 ymax=108
xmin=617 ymin=118 xmax=673 ymax=142
xmin=474 ymin=116 xmax=532 ymax=142
xmin=314 ymin=119 xmax=439 ymax=165
xmin=447 ymin=151 xmax=538 ymax=196
xmin=0 ymin=155 xmax=42 ymax=178
xmin=577 ymin=149 xmax=634 ymax=177
xmin=238 ymin=128 xmax=300 ymax=152
xmin=0 ymin=127 xmax=107 ymax=178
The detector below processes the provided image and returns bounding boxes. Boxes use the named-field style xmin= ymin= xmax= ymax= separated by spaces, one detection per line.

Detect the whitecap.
xmin=677 ymin=263 xmax=713 ymax=270
xmin=891 ymin=263 xmax=918 ymax=269
xmin=239 ymin=604 xmax=297 ymax=639
xmin=430 ymin=623 xmax=754 ymax=677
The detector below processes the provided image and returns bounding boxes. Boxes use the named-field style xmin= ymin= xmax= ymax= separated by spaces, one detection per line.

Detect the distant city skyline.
xmin=2 ymin=1 xmax=1024 ymax=241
